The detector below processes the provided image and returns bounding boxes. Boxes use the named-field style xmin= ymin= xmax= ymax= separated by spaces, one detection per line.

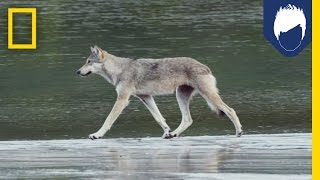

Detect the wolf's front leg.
xmin=137 ymin=95 xmax=171 ymax=139
xmin=89 ymin=92 xmax=130 ymax=140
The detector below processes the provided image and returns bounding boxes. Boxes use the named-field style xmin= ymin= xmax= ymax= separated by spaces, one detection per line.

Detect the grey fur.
xmin=77 ymin=46 xmax=243 ymax=140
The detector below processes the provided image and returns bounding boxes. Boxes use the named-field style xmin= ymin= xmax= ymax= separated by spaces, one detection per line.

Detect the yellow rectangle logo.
xmin=8 ymin=8 xmax=36 ymax=49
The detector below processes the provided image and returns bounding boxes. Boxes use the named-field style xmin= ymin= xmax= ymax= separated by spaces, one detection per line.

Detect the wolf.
xmin=77 ymin=46 xmax=243 ymax=140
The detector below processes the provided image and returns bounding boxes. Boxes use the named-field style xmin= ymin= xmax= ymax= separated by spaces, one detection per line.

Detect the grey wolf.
xmin=76 ymin=46 xmax=243 ymax=140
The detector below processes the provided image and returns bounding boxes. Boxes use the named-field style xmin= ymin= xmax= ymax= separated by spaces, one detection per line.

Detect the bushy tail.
xmin=218 ymin=109 xmax=226 ymax=117
xmin=207 ymin=101 xmax=225 ymax=118
xmin=198 ymin=74 xmax=225 ymax=118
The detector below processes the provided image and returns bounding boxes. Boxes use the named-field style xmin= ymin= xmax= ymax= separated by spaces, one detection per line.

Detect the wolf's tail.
xmin=198 ymin=74 xmax=226 ymax=118
xmin=218 ymin=109 xmax=226 ymax=117
xmin=206 ymin=101 xmax=226 ymax=118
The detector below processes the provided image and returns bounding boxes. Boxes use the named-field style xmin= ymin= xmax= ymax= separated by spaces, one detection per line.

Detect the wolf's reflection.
xmin=106 ymin=142 xmax=239 ymax=178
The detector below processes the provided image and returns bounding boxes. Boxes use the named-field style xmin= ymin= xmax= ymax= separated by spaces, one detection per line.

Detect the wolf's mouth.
xmin=80 ymin=71 xmax=92 ymax=77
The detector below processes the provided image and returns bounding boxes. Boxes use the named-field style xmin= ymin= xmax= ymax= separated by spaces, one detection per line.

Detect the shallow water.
xmin=0 ymin=133 xmax=311 ymax=179
xmin=0 ymin=1 xmax=311 ymax=140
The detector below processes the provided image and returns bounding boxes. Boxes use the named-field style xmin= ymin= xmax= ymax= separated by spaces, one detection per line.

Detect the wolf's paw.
xmin=163 ymin=131 xmax=177 ymax=139
xmin=163 ymin=133 xmax=174 ymax=139
xmin=89 ymin=132 xmax=103 ymax=140
xmin=236 ymin=130 xmax=243 ymax=137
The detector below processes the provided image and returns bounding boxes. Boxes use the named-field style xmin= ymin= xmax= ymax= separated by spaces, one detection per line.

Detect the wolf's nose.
xmin=76 ymin=70 xmax=80 ymax=75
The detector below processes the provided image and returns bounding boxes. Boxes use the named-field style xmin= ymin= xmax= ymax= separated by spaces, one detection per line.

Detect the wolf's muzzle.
xmin=76 ymin=70 xmax=92 ymax=76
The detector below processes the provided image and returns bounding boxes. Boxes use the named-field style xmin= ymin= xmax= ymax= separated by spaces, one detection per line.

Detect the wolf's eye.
xmin=88 ymin=60 xmax=91 ymax=63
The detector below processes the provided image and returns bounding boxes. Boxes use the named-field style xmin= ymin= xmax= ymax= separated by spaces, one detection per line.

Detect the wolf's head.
xmin=76 ymin=45 xmax=106 ymax=77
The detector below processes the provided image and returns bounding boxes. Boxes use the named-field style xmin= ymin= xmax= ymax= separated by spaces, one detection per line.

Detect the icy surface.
xmin=0 ymin=133 xmax=311 ymax=179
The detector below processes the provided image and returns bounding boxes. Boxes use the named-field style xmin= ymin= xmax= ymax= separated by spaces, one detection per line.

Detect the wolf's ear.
xmin=92 ymin=45 xmax=106 ymax=61
xmin=90 ymin=46 xmax=100 ymax=57
xmin=91 ymin=45 xmax=101 ymax=56
xmin=94 ymin=45 xmax=102 ymax=51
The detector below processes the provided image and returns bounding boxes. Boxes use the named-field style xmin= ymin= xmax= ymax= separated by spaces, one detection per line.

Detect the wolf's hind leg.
xmin=197 ymin=75 xmax=243 ymax=137
xmin=137 ymin=95 xmax=171 ymax=138
xmin=170 ymin=85 xmax=195 ymax=138
xmin=202 ymin=94 xmax=243 ymax=137
xmin=211 ymin=98 xmax=243 ymax=137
